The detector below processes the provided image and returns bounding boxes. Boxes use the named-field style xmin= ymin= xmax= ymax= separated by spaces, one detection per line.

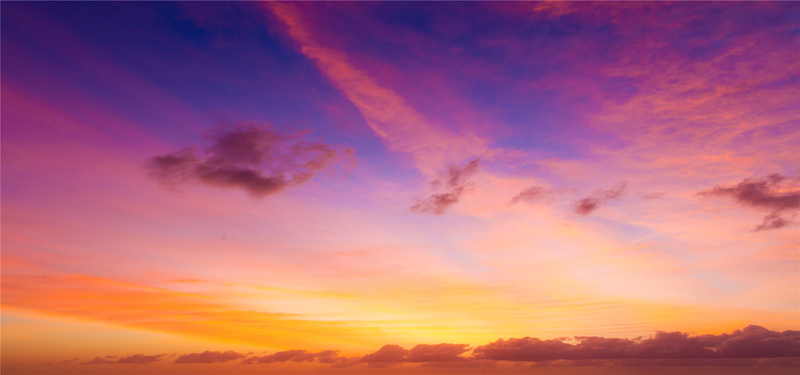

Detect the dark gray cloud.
xmin=174 ymin=350 xmax=246 ymax=364
xmin=573 ymin=181 xmax=627 ymax=216
xmin=411 ymin=159 xmax=479 ymax=215
xmin=146 ymin=122 xmax=354 ymax=198
xmin=699 ymin=173 xmax=800 ymax=231
xmin=473 ymin=325 xmax=800 ymax=361
xmin=241 ymin=349 xmax=341 ymax=364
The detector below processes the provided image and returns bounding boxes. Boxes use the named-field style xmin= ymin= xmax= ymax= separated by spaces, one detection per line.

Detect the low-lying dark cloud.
xmin=411 ymin=159 xmax=479 ymax=214
xmin=362 ymin=344 xmax=409 ymax=362
xmin=699 ymin=173 xmax=800 ymax=231
xmin=361 ymin=343 xmax=471 ymax=363
xmin=175 ymin=350 xmax=246 ymax=364
xmin=241 ymin=349 xmax=341 ymax=364
xmin=81 ymin=326 xmax=798 ymax=369
xmin=473 ymin=325 xmax=800 ymax=361
xmin=83 ymin=354 xmax=165 ymax=365
xmin=146 ymin=122 xmax=354 ymax=198
xmin=47 ymin=358 xmax=78 ymax=365
xmin=573 ymin=181 xmax=627 ymax=216
xmin=408 ymin=343 xmax=472 ymax=362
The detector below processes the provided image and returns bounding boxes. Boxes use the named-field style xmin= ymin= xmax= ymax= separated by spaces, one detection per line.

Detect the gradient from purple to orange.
xmin=2 ymin=1 xmax=798 ymax=373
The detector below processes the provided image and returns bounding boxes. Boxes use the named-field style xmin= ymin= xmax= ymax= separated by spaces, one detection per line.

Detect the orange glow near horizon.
xmin=2 ymin=1 xmax=798 ymax=373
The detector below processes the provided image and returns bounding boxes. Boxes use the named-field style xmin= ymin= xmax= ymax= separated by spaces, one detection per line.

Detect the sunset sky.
xmin=2 ymin=2 xmax=799 ymax=374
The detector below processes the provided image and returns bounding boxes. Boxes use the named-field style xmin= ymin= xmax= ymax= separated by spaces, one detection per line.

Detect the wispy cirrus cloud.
xmin=146 ymin=121 xmax=354 ymax=198
xmin=699 ymin=173 xmax=800 ymax=231
xmin=265 ymin=2 xmax=488 ymax=173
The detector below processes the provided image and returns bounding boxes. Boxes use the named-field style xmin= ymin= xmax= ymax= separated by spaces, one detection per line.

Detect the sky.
xmin=1 ymin=1 xmax=799 ymax=374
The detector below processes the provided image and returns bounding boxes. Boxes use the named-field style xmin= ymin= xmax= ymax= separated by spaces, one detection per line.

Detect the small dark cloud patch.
xmin=510 ymin=186 xmax=553 ymax=205
xmin=175 ymin=350 xmax=245 ymax=364
xmin=473 ymin=325 xmax=800 ymax=361
xmin=640 ymin=192 xmax=665 ymax=199
xmin=146 ymin=121 xmax=354 ymax=198
xmin=411 ymin=159 xmax=479 ymax=215
xmin=83 ymin=354 xmax=165 ymax=365
xmin=82 ymin=357 xmax=116 ymax=365
xmin=572 ymin=181 xmax=627 ymax=216
xmin=699 ymin=173 xmax=800 ymax=231
xmin=241 ymin=349 xmax=342 ymax=364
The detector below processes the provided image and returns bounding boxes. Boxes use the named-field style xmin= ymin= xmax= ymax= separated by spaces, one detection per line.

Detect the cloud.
xmin=83 ymin=354 xmax=165 ymax=365
xmin=241 ymin=349 xmax=341 ymax=364
xmin=473 ymin=325 xmax=800 ymax=361
xmin=699 ymin=173 xmax=800 ymax=231
xmin=411 ymin=159 xmax=480 ymax=214
xmin=266 ymin=2 xmax=488 ymax=171
xmin=146 ymin=122 xmax=354 ymax=198
xmin=572 ymin=181 xmax=627 ymax=216
xmin=47 ymin=358 xmax=78 ymax=365
xmin=408 ymin=343 xmax=472 ymax=362
xmin=82 ymin=357 xmax=116 ymax=365
xmin=510 ymin=186 xmax=553 ymax=205
xmin=72 ymin=326 xmax=798 ymax=368
xmin=117 ymin=354 xmax=166 ymax=364
xmin=639 ymin=192 xmax=665 ymax=199
xmin=716 ymin=325 xmax=800 ymax=358
xmin=362 ymin=344 xmax=409 ymax=362
xmin=361 ymin=343 xmax=471 ymax=363
xmin=174 ymin=350 xmax=246 ymax=364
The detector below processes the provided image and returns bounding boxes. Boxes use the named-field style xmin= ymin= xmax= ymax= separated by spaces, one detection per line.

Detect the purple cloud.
xmin=146 ymin=122 xmax=354 ymax=198
xmin=473 ymin=325 xmax=800 ymax=361
xmin=573 ymin=181 xmax=627 ymax=216
xmin=510 ymin=186 xmax=554 ymax=205
xmin=699 ymin=173 xmax=800 ymax=231
xmin=411 ymin=159 xmax=480 ymax=214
